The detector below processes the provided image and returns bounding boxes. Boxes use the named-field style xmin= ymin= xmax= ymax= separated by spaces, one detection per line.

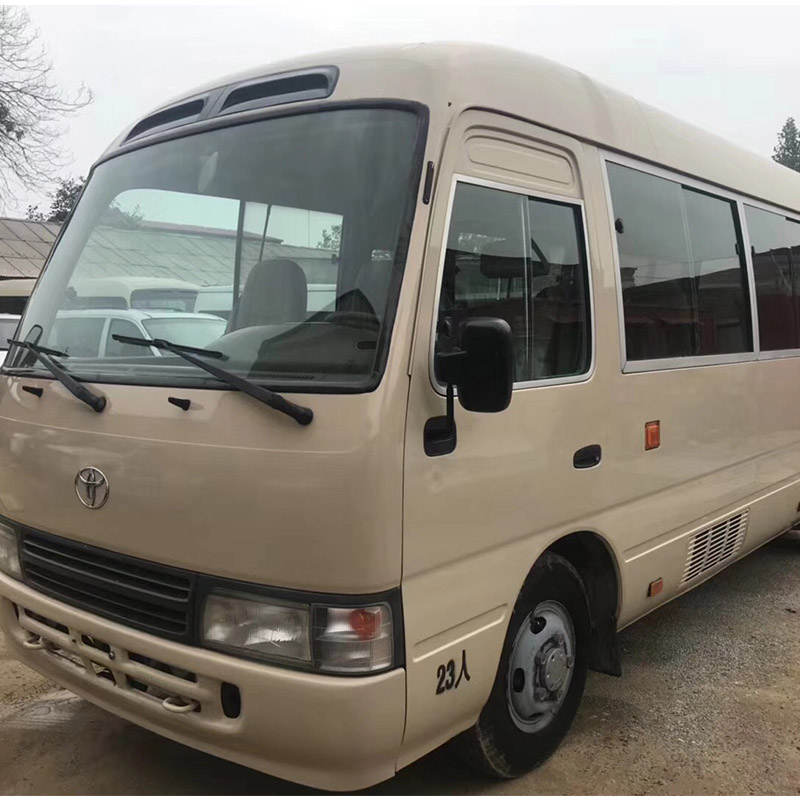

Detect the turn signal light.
xmin=645 ymin=420 xmax=661 ymax=451
xmin=348 ymin=608 xmax=383 ymax=641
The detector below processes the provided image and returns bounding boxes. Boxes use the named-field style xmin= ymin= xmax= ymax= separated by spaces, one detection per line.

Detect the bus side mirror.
xmin=425 ymin=318 xmax=514 ymax=457
xmin=444 ymin=318 xmax=514 ymax=413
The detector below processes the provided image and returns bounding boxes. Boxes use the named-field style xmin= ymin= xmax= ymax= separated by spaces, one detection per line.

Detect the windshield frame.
xmin=6 ymin=99 xmax=430 ymax=395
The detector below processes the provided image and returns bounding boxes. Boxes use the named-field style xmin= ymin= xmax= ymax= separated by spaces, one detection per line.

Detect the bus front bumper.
xmin=0 ymin=573 xmax=406 ymax=791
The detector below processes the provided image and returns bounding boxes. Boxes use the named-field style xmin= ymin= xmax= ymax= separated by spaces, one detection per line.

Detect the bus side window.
xmin=607 ymin=162 xmax=752 ymax=361
xmin=528 ymin=198 xmax=591 ymax=379
xmin=745 ymin=205 xmax=800 ymax=351
xmin=434 ymin=181 xmax=591 ymax=383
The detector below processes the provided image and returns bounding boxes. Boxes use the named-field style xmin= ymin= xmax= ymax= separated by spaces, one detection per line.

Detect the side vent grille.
xmin=125 ymin=98 xmax=206 ymax=142
xmin=681 ymin=509 xmax=749 ymax=584
xmin=218 ymin=66 xmax=338 ymax=116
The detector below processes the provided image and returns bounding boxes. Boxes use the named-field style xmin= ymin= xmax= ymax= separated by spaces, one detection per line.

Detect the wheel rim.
xmin=506 ymin=599 xmax=575 ymax=733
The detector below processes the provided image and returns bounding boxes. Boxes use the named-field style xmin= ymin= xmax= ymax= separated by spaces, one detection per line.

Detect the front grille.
xmin=20 ymin=530 xmax=196 ymax=642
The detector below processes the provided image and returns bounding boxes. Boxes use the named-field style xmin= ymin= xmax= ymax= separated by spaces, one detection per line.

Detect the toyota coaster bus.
xmin=1 ymin=43 xmax=799 ymax=790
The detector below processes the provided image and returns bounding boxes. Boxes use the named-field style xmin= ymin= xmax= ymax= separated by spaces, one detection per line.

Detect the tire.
xmin=452 ymin=551 xmax=590 ymax=779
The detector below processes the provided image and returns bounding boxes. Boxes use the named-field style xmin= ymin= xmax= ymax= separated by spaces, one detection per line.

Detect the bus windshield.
xmin=11 ymin=107 xmax=423 ymax=391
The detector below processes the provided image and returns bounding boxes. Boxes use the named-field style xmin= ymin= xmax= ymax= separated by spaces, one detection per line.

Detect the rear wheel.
xmin=453 ymin=552 xmax=590 ymax=778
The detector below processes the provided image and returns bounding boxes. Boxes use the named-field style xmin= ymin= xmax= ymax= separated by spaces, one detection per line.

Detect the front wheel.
xmin=453 ymin=551 xmax=590 ymax=778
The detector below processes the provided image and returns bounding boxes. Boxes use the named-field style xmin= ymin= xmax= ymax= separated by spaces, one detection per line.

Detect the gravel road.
xmin=1 ymin=533 xmax=798 ymax=795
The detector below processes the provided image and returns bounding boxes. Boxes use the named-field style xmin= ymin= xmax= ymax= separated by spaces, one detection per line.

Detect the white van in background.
xmin=192 ymin=283 xmax=337 ymax=320
xmin=66 ymin=277 xmax=201 ymax=312
xmin=0 ymin=278 xmax=36 ymax=316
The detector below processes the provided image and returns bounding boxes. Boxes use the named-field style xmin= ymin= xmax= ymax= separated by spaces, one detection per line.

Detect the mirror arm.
xmin=445 ymin=379 xmax=456 ymax=436
xmin=437 ymin=349 xmax=468 ymax=436
xmin=424 ymin=349 xmax=467 ymax=458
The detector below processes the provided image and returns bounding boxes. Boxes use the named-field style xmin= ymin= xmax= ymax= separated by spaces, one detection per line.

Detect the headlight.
xmin=203 ymin=594 xmax=311 ymax=665
xmin=202 ymin=591 xmax=396 ymax=675
xmin=0 ymin=523 xmax=21 ymax=580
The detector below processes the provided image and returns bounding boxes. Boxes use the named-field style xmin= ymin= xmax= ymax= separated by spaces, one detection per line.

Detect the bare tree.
xmin=0 ymin=6 xmax=92 ymax=203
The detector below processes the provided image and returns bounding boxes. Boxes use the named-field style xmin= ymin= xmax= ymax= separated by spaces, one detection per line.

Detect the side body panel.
xmin=399 ymin=110 xmax=773 ymax=767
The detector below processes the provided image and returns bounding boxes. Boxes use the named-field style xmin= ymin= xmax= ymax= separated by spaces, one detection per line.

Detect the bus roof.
xmin=0 ymin=277 xmax=37 ymax=297
xmin=108 ymin=42 xmax=800 ymax=216
xmin=69 ymin=276 xmax=201 ymax=297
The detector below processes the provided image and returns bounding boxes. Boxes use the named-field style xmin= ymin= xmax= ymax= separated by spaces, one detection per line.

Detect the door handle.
xmin=573 ymin=444 xmax=602 ymax=469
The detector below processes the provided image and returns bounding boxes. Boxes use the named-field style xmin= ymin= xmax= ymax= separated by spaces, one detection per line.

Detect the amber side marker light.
xmin=645 ymin=420 xmax=661 ymax=451
xmin=648 ymin=578 xmax=664 ymax=597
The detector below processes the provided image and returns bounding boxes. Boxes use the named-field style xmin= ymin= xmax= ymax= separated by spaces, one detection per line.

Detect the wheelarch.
xmin=544 ymin=530 xmax=622 ymax=677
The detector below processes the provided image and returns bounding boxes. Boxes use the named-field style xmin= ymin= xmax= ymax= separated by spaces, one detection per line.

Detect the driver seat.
xmin=229 ymin=259 xmax=308 ymax=330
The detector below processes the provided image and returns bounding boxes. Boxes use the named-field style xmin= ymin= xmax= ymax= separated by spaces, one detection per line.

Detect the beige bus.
xmin=0 ymin=43 xmax=798 ymax=790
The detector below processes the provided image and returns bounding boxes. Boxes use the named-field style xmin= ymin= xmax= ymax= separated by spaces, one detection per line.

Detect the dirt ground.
xmin=1 ymin=534 xmax=798 ymax=795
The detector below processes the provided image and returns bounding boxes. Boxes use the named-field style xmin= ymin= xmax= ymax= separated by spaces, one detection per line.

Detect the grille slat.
xmin=23 ymin=538 xmax=191 ymax=597
xmin=25 ymin=567 xmax=187 ymax=626
xmin=23 ymin=547 xmax=190 ymax=607
xmin=21 ymin=530 xmax=196 ymax=642
xmin=25 ymin=569 xmax=188 ymax=636
xmin=681 ymin=510 xmax=749 ymax=584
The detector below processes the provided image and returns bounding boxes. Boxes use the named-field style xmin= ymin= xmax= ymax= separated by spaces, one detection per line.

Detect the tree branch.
xmin=0 ymin=5 xmax=93 ymax=208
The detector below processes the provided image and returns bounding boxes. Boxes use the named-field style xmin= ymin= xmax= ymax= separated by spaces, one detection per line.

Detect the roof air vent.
xmin=125 ymin=98 xmax=207 ymax=143
xmin=217 ymin=66 xmax=339 ymax=116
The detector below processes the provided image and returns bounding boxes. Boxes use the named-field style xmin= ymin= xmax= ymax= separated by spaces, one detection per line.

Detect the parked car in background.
xmin=46 ymin=309 xmax=227 ymax=358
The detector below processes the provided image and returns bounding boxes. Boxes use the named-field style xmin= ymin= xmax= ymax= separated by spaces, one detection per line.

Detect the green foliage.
xmin=317 ymin=224 xmax=342 ymax=251
xmin=27 ymin=174 xmax=142 ymax=228
xmin=772 ymin=117 xmax=800 ymax=172
xmin=26 ymin=175 xmax=84 ymax=223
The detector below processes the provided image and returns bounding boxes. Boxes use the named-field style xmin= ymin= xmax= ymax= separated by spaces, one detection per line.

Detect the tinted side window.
xmin=790 ymin=220 xmax=800 ymax=349
xmin=437 ymin=184 xmax=529 ymax=380
xmin=49 ymin=317 xmax=105 ymax=357
xmin=529 ymin=198 xmax=591 ymax=378
xmin=608 ymin=163 xmax=751 ymax=361
xmin=745 ymin=205 xmax=799 ymax=350
xmin=683 ymin=188 xmax=751 ymax=355
xmin=435 ymin=182 xmax=590 ymax=383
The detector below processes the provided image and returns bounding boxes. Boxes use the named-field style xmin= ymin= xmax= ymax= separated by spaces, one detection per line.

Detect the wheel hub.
xmin=506 ymin=600 xmax=575 ymax=733
xmin=540 ymin=645 xmax=568 ymax=692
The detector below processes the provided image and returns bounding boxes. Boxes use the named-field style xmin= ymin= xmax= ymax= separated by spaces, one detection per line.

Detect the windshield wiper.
xmin=112 ymin=334 xmax=313 ymax=426
xmin=7 ymin=339 xmax=107 ymax=413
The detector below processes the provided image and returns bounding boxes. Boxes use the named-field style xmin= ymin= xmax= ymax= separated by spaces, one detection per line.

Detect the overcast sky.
xmin=8 ymin=4 xmax=800 ymax=216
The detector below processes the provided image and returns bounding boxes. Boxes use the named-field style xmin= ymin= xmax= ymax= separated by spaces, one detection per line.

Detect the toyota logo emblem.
xmin=75 ymin=467 xmax=110 ymax=509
